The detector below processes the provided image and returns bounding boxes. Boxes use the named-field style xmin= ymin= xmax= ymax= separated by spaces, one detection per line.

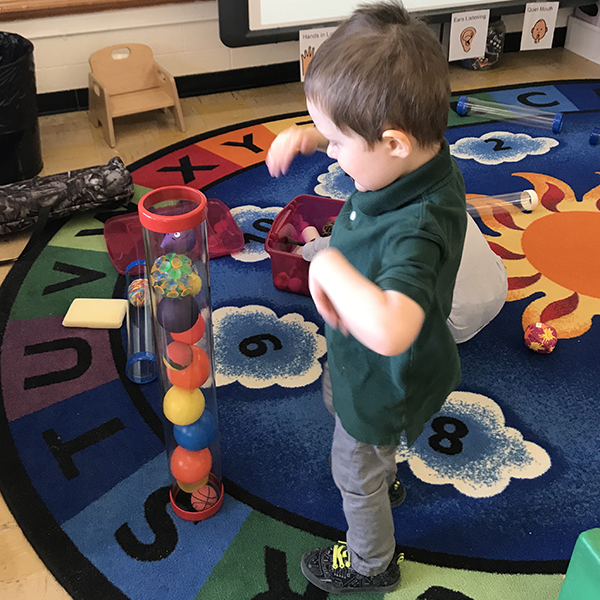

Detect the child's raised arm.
xmin=266 ymin=126 xmax=327 ymax=178
xmin=309 ymin=247 xmax=425 ymax=356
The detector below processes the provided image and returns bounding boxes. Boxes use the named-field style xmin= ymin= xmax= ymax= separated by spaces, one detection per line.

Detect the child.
xmin=266 ymin=1 xmax=497 ymax=594
xmin=267 ymin=125 xmax=507 ymax=344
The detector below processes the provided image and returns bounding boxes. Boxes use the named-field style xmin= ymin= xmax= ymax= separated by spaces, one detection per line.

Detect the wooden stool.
xmin=88 ymin=43 xmax=185 ymax=147
xmin=558 ymin=528 xmax=600 ymax=599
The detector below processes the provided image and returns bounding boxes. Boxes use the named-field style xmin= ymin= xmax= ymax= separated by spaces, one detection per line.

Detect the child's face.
xmin=307 ymin=100 xmax=404 ymax=192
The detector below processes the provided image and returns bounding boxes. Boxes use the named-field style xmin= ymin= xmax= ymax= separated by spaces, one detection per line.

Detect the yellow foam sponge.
xmin=63 ymin=298 xmax=128 ymax=329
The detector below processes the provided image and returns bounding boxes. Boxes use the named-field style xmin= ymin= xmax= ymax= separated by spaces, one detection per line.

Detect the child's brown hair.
xmin=304 ymin=1 xmax=450 ymax=149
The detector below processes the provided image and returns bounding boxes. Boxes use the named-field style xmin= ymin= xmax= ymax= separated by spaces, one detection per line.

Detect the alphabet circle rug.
xmin=2 ymin=80 xmax=600 ymax=600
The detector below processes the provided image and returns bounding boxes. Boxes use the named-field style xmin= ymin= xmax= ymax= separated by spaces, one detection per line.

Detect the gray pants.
xmin=323 ymin=362 xmax=398 ymax=576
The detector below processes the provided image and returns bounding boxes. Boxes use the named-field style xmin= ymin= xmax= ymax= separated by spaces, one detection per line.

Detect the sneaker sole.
xmin=300 ymin=560 xmax=401 ymax=594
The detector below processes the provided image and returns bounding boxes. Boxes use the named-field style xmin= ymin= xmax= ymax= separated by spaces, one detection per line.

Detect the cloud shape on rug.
xmin=230 ymin=205 xmax=282 ymax=263
xmin=396 ymin=391 xmax=551 ymax=497
xmin=314 ymin=163 xmax=355 ymax=200
xmin=450 ymin=131 xmax=559 ymax=165
xmin=212 ymin=305 xmax=326 ymax=388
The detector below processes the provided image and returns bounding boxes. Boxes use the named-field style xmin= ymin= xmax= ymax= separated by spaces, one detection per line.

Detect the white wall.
xmin=4 ymin=1 xmax=299 ymax=93
xmin=502 ymin=7 xmax=572 ymax=39
xmin=3 ymin=1 xmax=573 ymax=94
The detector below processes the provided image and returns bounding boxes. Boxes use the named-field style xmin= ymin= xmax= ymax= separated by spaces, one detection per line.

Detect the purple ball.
xmin=161 ymin=230 xmax=196 ymax=254
xmin=156 ymin=295 xmax=199 ymax=333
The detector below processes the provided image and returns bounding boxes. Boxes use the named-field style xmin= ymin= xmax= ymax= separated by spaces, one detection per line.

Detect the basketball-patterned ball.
xmin=524 ymin=322 xmax=558 ymax=354
xmin=191 ymin=483 xmax=219 ymax=511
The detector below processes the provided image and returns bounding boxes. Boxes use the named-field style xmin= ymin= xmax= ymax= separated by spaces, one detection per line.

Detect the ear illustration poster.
xmin=448 ymin=10 xmax=490 ymax=62
xmin=520 ymin=2 xmax=559 ymax=51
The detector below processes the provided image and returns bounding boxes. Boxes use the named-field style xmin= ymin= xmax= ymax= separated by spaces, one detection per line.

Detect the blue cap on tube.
xmin=456 ymin=96 xmax=469 ymax=116
xmin=126 ymin=351 xmax=157 ymax=384
xmin=590 ymin=127 xmax=600 ymax=146
xmin=552 ymin=113 xmax=563 ymax=134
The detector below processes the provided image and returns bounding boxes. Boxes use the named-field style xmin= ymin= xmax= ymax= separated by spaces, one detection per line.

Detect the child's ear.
xmin=382 ymin=129 xmax=412 ymax=158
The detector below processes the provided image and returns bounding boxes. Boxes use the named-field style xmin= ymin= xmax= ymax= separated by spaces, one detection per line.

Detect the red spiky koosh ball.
xmin=524 ymin=322 xmax=558 ymax=354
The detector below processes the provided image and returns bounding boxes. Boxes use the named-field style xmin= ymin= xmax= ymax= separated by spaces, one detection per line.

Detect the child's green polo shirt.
xmin=326 ymin=140 xmax=467 ymax=447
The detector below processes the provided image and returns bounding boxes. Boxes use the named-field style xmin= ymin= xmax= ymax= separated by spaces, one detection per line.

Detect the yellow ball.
xmin=176 ymin=476 xmax=209 ymax=493
xmin=163 ymin=387 xmax=205 ymax=425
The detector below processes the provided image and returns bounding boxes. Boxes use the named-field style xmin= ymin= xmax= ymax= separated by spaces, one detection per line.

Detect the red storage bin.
xmin=265 ymin=195 xmax=344 ymax=295
xmin=104 ymin=198 xmax=244 ymax=274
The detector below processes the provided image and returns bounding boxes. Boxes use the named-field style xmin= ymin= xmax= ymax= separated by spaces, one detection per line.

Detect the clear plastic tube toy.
xmin=125 ymin=259 xmax=157 ymax=384
xmin=456 ymin=96 xmax=563 ymax=133
xmin=138 ymin=186 xmax=223 ymax=522
xmin=466 ymin=189 xmax=539 ymax=217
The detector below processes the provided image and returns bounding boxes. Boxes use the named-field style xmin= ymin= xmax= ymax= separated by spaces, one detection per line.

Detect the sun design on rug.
xmin=469 ymin=172 xmax=600 ymax=338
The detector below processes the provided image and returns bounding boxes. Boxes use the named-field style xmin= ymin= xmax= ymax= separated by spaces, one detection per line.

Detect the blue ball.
xmin=173 ymin=411 xmax=216 ymax=451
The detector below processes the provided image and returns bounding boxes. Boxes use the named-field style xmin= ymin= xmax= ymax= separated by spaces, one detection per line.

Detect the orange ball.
xmin=167 ymin=346 xmax=211 ymax=389
xmin=170 ymin=446 xmax=212 ymax=484
xmin=172 ymin=314 xmax=206 ymax=345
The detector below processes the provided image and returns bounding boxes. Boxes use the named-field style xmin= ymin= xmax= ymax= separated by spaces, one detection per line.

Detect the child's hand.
xmin=266 ymin=126 xmax=326 ymax=178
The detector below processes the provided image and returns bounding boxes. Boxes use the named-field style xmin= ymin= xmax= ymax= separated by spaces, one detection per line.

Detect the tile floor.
xmin=1 ymin=47 xmax=600 ymax=600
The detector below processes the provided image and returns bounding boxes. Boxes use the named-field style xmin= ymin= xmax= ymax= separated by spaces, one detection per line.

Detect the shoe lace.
xmin=332 ymin=542 xmax=351 ymax=570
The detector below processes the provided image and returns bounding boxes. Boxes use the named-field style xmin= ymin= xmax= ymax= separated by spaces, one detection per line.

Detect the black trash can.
xmin=0 ymin=32 xmax=43 ymax=185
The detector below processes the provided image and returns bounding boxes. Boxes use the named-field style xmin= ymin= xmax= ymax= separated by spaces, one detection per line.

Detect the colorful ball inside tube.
xmin=127 ymin=278 xmax=149 ymax=307
xmin=150 ymin=253 xmax=201 ymax=299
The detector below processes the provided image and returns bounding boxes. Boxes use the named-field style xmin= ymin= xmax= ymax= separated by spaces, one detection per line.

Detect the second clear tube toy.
xmin=456 ymin=95 xmax=563 ymax=133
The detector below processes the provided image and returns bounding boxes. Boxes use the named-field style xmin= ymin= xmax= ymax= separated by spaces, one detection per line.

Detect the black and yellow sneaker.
xmin=301 ymin=541 xmax=401 ymax=594
xmin=389 ymin=477 xmax=407 ymax=508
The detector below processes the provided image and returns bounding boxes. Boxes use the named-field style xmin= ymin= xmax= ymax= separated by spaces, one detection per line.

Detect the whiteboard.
xmin=218 ymin=0 xmax=583 ymax=47
xmin=249 ymin=0 xmax=507 ymax=30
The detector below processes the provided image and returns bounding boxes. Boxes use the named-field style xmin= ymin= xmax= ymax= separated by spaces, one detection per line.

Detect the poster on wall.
xmin=448 ymin=10 xmax=490 ymax=62
xmin=520 ymin=2 xmax=559 ymax=50
xmin=299 ymin=26 xmax=337 ymax=81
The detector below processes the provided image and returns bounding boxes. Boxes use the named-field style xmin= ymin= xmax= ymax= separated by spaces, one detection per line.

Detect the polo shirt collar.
xmin=351 ymin=139 xmax=453 ymax=216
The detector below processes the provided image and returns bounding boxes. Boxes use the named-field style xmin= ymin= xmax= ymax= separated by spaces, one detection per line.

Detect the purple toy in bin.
xmin=265 ymin=195 xmax=344 ymax=296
